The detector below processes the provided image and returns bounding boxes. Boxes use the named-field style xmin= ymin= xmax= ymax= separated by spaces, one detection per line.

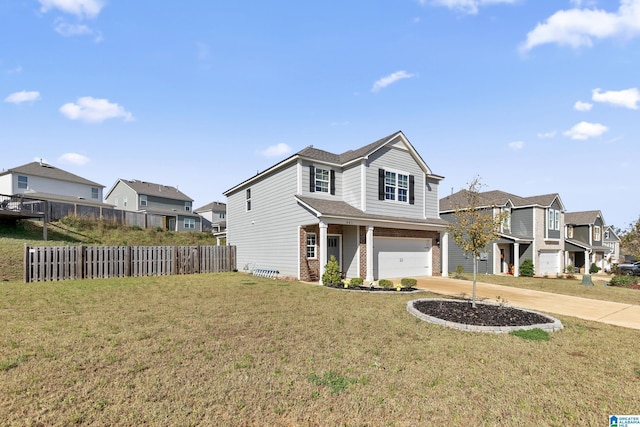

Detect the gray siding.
xmin=226 ymin=163 xmax=318 ymax=277
xmin=342 ymin=163 xmax=362 ymax=209
xmin=105 ymin=183 xmax=137 ymax=211
xmin=547 ymin=200 xmax=562 ymax=239
xmin=425 ymin=177 xmax=439 ymax=218
xmin=301 ymin=161 xmax=342 ymax=200
xmin=144 ymin=195 xmax=190 ymax=213
xmin=511 ymin=208 xmax=533 ymax=237
xmin=574 ymin=226 xmax=589 ymax=244
xmin=365 ymin=146 xmax=425 ymax=219
xmin=342 ymin=225 xmax=359 ymax=278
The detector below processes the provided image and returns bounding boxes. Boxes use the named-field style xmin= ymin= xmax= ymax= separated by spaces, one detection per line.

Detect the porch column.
xmin=441 ymin=232 xmax=449 ymax=277
xmin=513 ymin=243 xmax=520 ymax=277
xmin=318 ymin=221 xmax=328 ymax=283
xmin=366 ymin=226 xmax=374 ymax=282
xmin=584 ymin=250 xmax=590 ymax=272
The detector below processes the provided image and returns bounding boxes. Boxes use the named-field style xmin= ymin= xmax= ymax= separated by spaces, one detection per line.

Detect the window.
xmin=594 ymin=225 xmax=601 ymax=241
xmin=184 ymin=201 xmax=192 ymax=212
xmin=246 ymin=188 xmax=252 ymax=211
xmin=306 ymin=233 xmax=317 ymax=258
xmin=314 ymin=167 xmax=330 ymax=193
xmin=384 ymin=171 xmax=409 ymax=203
xmin=604 ymin=229 xmax=610 ymax=239
xmin=554 ymin=210 xmax=560 ymax=231
xmin=123 ymin=197 xmax=128 ymax=207
xmin=114 ymin=198 xmax=119 ymax=207
xmin=91 ymin=187 xmax=99 ymax=199
xmin=184 ymin=218 xmax=195 ymax=229
xmin=567 ymin=226 xmax=574 ymax=239
xmin=548 ymin=209 xmax=554 ymax=230
xmin=140 ymin=195 xmax=147 ymax=206
xmin=220 ymin=212 xmax=225 ymax=219
xmin=548 ymin=209 xmax=560 ymax=231
xmin=17 ymin=175 xmax=28 ymax=189
xmin=501 ymin=207 xmax=511 ymax=232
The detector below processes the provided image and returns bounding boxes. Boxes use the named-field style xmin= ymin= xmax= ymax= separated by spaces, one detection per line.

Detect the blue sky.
xmin=2 ymin=0 xmax=639 ymax=229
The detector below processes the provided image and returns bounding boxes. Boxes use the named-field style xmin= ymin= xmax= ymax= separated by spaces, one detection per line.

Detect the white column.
xmin=366 ymin=226 xmax=374 ymax=282
xmin=441 ymin=232 xmax=449 ymax=277
xmin=584 ymin=250 xmax=590 ymax=272
xmin=513 ymin=243 xmax=520 ymax=277
xmin=318 ymin=222 xmax=328 ymax=283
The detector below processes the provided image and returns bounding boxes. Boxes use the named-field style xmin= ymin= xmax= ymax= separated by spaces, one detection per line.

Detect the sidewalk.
xmin=413 ymin=276 xmax=640 ymax=331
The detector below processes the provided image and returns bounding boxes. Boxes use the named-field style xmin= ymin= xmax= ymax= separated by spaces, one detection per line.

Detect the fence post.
xmin=77 ymin=245 xmax=84 ymax=279
xmin=125 ymin=245 xmax=131 ymax=277
xmin=23 ymin=244 xmax=29 ymax=283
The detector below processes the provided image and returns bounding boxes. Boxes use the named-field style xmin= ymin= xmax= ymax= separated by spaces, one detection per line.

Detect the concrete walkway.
xmin=412 ymin=276 xmax=640 ymax=331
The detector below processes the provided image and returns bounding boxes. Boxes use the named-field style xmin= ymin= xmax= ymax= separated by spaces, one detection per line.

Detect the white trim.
xmin=360 ymin=160 xmax=366 ymax=211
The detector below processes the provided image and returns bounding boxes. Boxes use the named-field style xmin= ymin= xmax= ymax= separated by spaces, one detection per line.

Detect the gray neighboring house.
xmin=223 ymin=131 xmax=449 ymax=282
xmin=564 ymin=210 xmax=611 ymax=273
xmin=105 ymin=179 xmax=202 ymax=232
xmin=0 ymin=160 xmax=107 ymax=207
xmin=603 ymin=226 xmax=621 ymax=272
xmin=440 ymin=190 xmax=566 ymax=277
xmin=194 ymin=201 xmax=227 ymax=241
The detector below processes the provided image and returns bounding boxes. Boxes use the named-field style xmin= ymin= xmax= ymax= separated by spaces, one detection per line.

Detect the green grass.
xmin=509 ymin=328 xmax=551 ymax=341
xmin=1 ymin=273 xmax=639 ymax=425
xmin=0 ymin=217 xmax=220 ymax=281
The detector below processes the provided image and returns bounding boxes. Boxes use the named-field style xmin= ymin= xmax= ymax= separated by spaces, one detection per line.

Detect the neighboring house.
xmin=105 ymin=179 xmax=202 ymax=232
xmin=223 ymin=131 xmax=449 ymax=282
xmin=564 ymin=210 xmax=611 ymax=273
xmin=0 ymin=160 xmax=107 ymax=206
xmin=194 ymin=201 xmax=227 ymax=241
xmin=602 ymin=225 xmax=621 ymax=272
xmin=440 ymin=190 xmax=566 ymax=277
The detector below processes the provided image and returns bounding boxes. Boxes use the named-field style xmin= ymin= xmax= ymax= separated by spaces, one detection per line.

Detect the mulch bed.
xmin=412 ymin=299 xmax=553 ymax=327
xmin=326 ymin=285 xmax=418 ymax=292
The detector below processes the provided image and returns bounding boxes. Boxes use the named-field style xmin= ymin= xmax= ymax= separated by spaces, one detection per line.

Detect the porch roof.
xmin=296 ymin=195 xmax=449 ymax=229
xmin=497 ymin=232 xmax=532 ymax=244
xmin=565 ymin=238 xmax=610 ymax=253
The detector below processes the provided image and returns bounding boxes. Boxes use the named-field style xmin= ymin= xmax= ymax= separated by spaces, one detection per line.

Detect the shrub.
xmin=400 ymin=278 xmax=417 ymax=289
xmin=610 ymin=275 xmax=638 ymax=286
xmin=322 ymin=255 xmax=342 ymax=287
xmin=589 ymin=263 xmax=601 ymax=274
xmin=378 ymin=279 xmax=393 ymax=289
xmin=520 ymin=259 xmax=534 ymax=277
xmin=349 ymin=277 xmax=364 ymax=286
xmin=454 ymin=265 xmax=465 ymax=279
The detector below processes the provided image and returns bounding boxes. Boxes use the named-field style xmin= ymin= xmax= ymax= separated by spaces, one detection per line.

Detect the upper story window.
xmin=184 ymin=218 xmax=195 ymax=229
xmin=567 ymin=225 xmax=574 ymax=239
xmin=184 ymin=201 xmax=192 ymax=212
xmin=315 ymin=168 xmax=330 ymax=193
xmin=548 ymin=209 xmax=560 ymax=231
xmin=500 ymin=207 xmax=511 ymax=232
xmin=309 ymin=166 xmax=335 ymax=195
xmin=593 ymin=225 xmax=601 ymax=241
xmin=140 ymin=195 xmax=147 ymax=206
xmin=604 ymin=229 xmax=610 ymax=239
xmin=114 ymin=198 xmax=119 ymax=207
xmin=18 ymin=175 xmax=28 ymax=189
xmin=246 ymin=188 xmax=252 ymax=211
xmin=306 ymin=233 xmax=317 ymax=259
xmin=91 ymin=187 xmax=99 ymax=199
xmin=385 ymin=171 xmax=409 ymax=202
xmin=219 ymin=212 xmax=226 ymax=219
xmin=123 ymin=196 xmax=128 ymax=207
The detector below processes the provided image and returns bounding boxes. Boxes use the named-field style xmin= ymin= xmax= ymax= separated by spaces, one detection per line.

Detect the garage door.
xmin=374 ymin=238 xmax=432 ymax=279
xmin=538 ymin=251 xmax=560 ymax=275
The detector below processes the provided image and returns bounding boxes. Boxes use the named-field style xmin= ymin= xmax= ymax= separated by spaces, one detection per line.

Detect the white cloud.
xmin=564 ymin=121 xmax=608 ymax=140
xmin=508 ymin=140 xmax=524 ymax=150
xmin=520 ymin=0 xmax=640 ymax=52
xmin=59 ymin=97 xmax=135 ymax=123
xmin=424 ymin=0 xmax=516 ymax=15
xmin=4 ymin=90 xmax=41 ymax=104
xmin=58 ymin=153 xmax=91 ymax=166
xmin=371 ymin=71 xmax=415 ymax=93
xmin=7 ymin=66 xmax=23 ymax=74
xmin=39 ymin=0 xmax=104 ymax=19
xmin=54 ymin=21 xmax=92 ymax=36
xmin=592 ymin=87 xmax=640 ymax=109
xmin=574 ymin=100 xmax=593 ymax=111
xmin=258 ymin=143 xmax=292 ymax=158
xmin=537 ymin=130 xmax=557 ymax=138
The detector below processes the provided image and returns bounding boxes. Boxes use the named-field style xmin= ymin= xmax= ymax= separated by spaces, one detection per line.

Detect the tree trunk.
xmin=472 ymin=256 xmax=477 ymax=308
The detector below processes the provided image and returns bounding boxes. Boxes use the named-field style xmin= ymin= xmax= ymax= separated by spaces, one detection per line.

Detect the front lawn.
xmin=1 ymin=273 xmax=639 ymax=425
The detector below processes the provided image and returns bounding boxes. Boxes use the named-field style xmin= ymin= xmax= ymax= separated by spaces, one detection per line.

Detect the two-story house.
xmin=0 ymin=160 xmax=106 ymax=206
xmin=194 ymin=201 xmax=227 ymax=242
xmin=564 ymin=210 xmax=611 ymax=273
xmin=440 ymin=190 xmax=566 ymax=277
xmin=105 ymin=179 xmax=202 ymax=232
xmin=223 ymin=131 xmax=449 ymax=282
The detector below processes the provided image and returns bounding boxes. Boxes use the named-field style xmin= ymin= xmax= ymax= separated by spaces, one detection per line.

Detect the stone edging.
xmin=406 ymin=298 xmax=564 ymax=333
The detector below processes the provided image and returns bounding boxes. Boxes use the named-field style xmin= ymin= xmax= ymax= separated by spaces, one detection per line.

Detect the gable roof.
xmin=440 ymin=189 xmax=563 ymax=212
xmin=107 ymin=179 xmax=193 ymax=202
xmin=194 ymin=201 xmax=226 ymax=213
xmin=565 ymin=210 xmax=604 ymax=226
xmin=224 ymin=131 xmax=443 ymax=196
xmin=0 ymin=161 xmax=103 ymax=187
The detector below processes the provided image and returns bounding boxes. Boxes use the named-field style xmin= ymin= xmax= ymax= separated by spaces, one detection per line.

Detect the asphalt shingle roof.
xmin=565 ymin=210 xmax=603 ymax=225
xmin=119 ymin=179 xmax=193 ymax=202
xmin=440 ymin=189 xmax=561 ymax=212
xmin=1 ymin=161 xmax=103 ymax=187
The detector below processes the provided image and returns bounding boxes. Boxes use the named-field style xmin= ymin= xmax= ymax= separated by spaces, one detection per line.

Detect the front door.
xmin=327 ymin=235 xmax=341 ymax=271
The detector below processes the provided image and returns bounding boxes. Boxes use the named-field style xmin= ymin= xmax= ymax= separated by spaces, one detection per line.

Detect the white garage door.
xmin=539 ymin=252 xmax=560 ymax=275
xmin=374 ymin=238 xmax=432 ymax=280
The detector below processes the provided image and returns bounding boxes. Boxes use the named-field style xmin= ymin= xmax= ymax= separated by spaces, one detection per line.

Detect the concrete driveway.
xmin=412 ymin=276 xmax=640 ymax=331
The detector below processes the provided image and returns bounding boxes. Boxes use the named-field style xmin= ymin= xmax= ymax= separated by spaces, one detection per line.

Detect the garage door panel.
xmin=374 ymin=238 xmax=432 ymax=279
xmin=539 ymin=252 xmax=559 ymax=275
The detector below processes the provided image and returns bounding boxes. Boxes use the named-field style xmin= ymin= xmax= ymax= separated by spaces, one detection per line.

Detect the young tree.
xmin=620 ymin=216 xmax=640 ymax=261
xmin=447 ymin=177 xmax=508 ymax=307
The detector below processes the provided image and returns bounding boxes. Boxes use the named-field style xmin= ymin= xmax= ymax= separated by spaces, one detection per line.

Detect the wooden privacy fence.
xmin=24 ymin=245 xmax=237 ymax=282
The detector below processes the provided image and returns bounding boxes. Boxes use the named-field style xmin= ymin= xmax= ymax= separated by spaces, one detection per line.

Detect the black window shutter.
xmin=378 ymin=169 xmax=385 ymax=200
xmin=330 ymin=170 xmax=335 ymax=195
xmin=409 ymin=175 xmax=415 ymax=205
xmin=309 ymin=165 xmax=315 ymax=192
